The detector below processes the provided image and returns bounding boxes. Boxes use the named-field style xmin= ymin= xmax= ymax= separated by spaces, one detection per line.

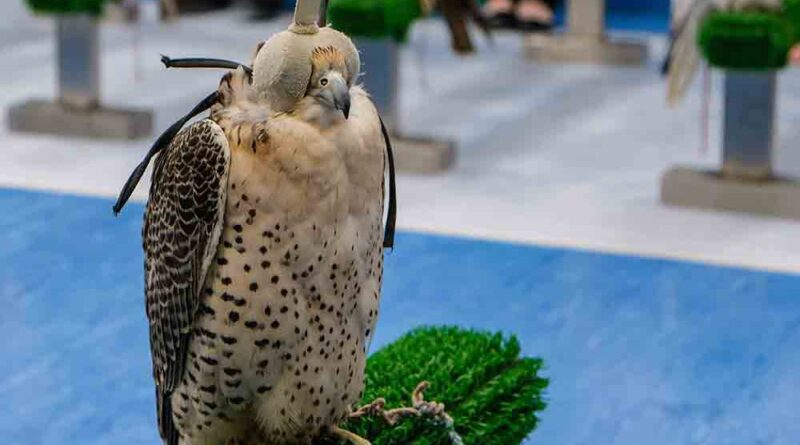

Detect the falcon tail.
xmin=156 ymin=388 xmax=180 ymax=445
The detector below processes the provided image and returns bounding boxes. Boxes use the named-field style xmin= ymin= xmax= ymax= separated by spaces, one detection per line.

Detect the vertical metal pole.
xmin=355 ymin=37 xmax=400 ymax=131
xmin=722 ymin=71 xmax=776 ymax=181
xmin=318 ymin=0 xmax=329 ymax=26
xmin=57 ymin=14 xmax=100 ymax=110
xmin=567 ymin=0 xmax=605 ymax=38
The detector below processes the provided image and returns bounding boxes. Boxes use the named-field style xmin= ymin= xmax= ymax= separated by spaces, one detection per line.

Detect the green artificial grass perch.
xmin=26 ymin=0 xmax=109 ymax=16
xmin=319 ymin=326 xmax=548 ymax=445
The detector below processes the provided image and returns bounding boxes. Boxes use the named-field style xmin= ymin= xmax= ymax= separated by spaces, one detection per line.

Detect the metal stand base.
xmin=393 ymin=135 xmax=456 ymax=174
xmin=524 ymin=34 xmax=647 ymax=65
xmin=8 ymin=100 xmax=153 ymax=140
xmin=661 ymin=167 xmax=800 ymax=220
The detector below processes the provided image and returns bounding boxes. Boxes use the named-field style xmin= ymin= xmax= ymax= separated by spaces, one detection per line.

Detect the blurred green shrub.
xmin=697 ymin=0 xmax=800 ymax=70
xmin=327 ymin=0 xmax=422 ymax=41
xmin=785 ymin=0 xmax=800 ymax=30
xmin=25 ymin=0 xmax=109 ymax=16
xmin=699 ymin=10 xmax=794 ymax=69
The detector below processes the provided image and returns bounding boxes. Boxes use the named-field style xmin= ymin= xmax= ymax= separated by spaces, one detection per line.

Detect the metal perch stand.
xmin=8 ymin=13 xmax=152 ymax=139
xmin=525 ymin=0 xmax=647 ymax=65
xmin=662 ymin=69 xmax=800 ymax=220
xmin=356 ymin=37 xmax=455 ymax=173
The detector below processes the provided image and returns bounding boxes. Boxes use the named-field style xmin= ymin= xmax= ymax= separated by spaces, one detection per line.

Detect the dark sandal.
xmin=515 ymin=19 xmax=553 ymax=32
xmin=513 ymin=0 xmax=554 ymax=32
xmin=483 ymin=0 xmax=515 ymax=29
xmin=487 ymin=11 xmax=516 ymax=29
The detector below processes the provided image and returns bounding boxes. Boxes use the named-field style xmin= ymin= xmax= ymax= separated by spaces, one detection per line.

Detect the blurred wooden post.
xmin=525 ymin=0 xmax=647 ymax=65
xmin=162 ymin=0 xmax=179 ymax=20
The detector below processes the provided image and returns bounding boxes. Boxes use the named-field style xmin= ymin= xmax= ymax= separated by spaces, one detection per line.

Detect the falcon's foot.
xmin=351 ymin=381 xmax=451 ymax=425
xmin=329 ymin=382 xmax=462 ymax=445
xmin=349 ymin=397 xmax=417 ymax=426
xmin=350 ymin=381 xmax=450 ymax=425
xmin=327 ymin=426 xmax=372 ymax=445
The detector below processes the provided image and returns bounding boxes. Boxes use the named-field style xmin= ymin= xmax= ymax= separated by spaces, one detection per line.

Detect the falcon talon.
xmin=327 ymin=426 xmax=372 ymax=445
xmin=348 ymin=381 xmax=457 ymax=435
xmin=348 ymin=398 xmax=386 ymax=419
xmin=350 ymin=398 xmax=419 ymax=426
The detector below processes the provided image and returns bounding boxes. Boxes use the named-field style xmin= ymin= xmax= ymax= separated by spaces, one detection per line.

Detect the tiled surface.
xmin=1 ymin=188 xmax=798 ymax=445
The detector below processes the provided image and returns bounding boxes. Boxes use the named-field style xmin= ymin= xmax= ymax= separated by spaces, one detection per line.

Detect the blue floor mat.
xmin=1 ymin=188 xmax=798 ymax=445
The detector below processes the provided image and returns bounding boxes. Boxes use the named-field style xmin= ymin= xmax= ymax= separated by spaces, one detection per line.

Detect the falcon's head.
xmin=305 ymin=46 xmax=351 ymax=120
xmin=250 ymin=14 xmax=360 ymax=117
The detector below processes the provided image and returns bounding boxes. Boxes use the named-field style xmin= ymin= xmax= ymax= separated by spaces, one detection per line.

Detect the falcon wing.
xmin=667 ymin=0 xmax=714 ymax=105
xmin=143 ymin=119 xmax=230 ymax=445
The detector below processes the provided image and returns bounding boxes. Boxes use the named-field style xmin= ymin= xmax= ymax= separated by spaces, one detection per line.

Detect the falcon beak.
xmin=338 ymin=96 xmax=351 ymax=120
xmin=332 ymin=78 xmax=351 ymax=119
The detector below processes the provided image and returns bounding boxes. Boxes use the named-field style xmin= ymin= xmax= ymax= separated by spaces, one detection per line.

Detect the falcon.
xmin=114 ymin=2 xmax=400 ymax=443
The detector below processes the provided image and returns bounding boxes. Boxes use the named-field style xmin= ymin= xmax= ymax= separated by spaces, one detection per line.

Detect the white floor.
xmin=4 ymin=6 xmax=800 ymax=274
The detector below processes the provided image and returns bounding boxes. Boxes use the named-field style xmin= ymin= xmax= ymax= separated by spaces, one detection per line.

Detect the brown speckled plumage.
xmin=144 ymin=60 xmax=385 ymax=445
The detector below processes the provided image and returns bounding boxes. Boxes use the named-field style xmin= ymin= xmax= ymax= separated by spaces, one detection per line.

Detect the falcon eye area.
xmin=320 ymin=78 xmax=328 ymax=86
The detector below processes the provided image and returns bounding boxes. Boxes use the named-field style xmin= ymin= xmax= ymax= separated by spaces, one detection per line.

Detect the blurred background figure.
xmin=437 ymin=0 xmax=492 ymax=52
xmin=161 ymin=0 xmax=179 ymax=20
xmin=483 ymin=0 xmax=557 ymax=30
